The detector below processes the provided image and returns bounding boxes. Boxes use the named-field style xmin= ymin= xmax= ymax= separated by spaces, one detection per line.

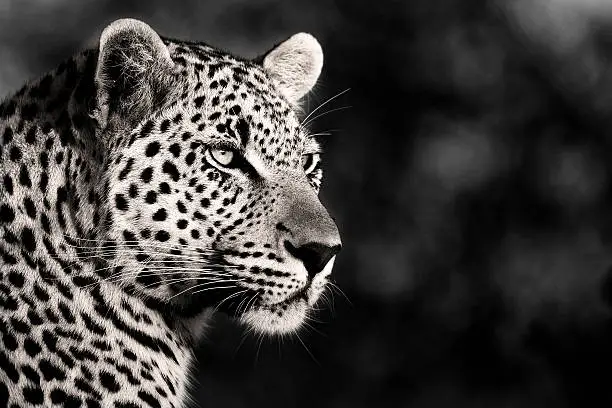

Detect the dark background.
xmin=4 ymin=0 xmax=612 ymax=406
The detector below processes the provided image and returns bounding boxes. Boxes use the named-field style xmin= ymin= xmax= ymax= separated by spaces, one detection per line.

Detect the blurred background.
xmin=4 ymin=0 xmax=612 ymax=406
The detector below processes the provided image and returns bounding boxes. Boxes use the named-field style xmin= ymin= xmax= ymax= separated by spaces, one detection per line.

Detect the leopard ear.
xmin=259 ymin=33 xmax=323 ymax=103
xmin=93 ymin=18 xmax=176 ymax=129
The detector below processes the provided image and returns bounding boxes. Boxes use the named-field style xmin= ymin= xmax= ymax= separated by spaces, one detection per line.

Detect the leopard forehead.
xmin=135 ymin=40 xmax=318 ymax=168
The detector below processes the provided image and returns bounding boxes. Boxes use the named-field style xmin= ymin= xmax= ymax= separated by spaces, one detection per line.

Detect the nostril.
xmin=284 ymin=240 xmax=341 ymax=278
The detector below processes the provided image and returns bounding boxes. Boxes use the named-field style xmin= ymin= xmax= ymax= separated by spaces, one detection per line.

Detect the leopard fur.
xmin=0 ymin=18 xmax=341 ymax=407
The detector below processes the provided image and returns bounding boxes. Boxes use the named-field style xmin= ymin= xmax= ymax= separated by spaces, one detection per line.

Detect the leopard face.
xmin=94 ymin=19 xmax=341 ymax=335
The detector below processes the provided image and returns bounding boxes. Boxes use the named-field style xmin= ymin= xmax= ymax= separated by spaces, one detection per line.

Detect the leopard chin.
xmin=240 ymin=299 xmax=309 ymax=335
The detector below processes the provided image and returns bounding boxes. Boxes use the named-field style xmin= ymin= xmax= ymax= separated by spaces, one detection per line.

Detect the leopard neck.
xmin=1 ymin=49 xmax=115 ymax=264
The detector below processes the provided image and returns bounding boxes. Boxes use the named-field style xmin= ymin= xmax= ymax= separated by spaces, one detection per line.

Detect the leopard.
xmin=0 ymin=18 xmax=341 ymax=407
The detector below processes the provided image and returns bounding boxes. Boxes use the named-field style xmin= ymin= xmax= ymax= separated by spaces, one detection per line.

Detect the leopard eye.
xmin=208 ymin=148 xmax=235 ymax=167
xmin=301 ymin=153 xmax=318 ymax=174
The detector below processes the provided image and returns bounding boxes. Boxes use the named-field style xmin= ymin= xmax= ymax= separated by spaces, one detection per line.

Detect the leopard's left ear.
xmin=258 ymin=33 xmax=323 ymax=103
xmin=93 ymin=18 xmax=177 ymax=130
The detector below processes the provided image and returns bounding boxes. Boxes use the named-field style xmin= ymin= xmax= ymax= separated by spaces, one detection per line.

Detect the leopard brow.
xmin=200 ymin=139 xmax=242 ymax=153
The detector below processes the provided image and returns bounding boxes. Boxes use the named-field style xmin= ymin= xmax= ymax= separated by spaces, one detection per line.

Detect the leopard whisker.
xmin=140 ymin=277 xmax=243 ymax=290
xmin=62 ymin=245 xmax=216 ymax=257
xmin=80 ymin=266 xmax=236 ymax=288
xmin=301 ymin=105 xmax=352 ymax=128
xmin=178 ymin=282 xmax=238 ymax=299
xmin=235 ymin=294 xmax=250 ymax=317
xmin=214 ymin=289 xmax=249 ymax=313
xmin=243 ymin=292 xmax=260 ymax=314
xmin=328 ymin=281 xmax=352 ymax=306
xmin=167 ymin=281 xmax=235 ymax=301
xmin=300 ymin=88 xmax=350 ymax=126
xmin=62 ymin=235 xmax=220 ymax=253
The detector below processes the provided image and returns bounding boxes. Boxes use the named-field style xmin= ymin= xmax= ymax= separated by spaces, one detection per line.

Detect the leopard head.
xmin=91 ymin=19 xmax=341 ymax=335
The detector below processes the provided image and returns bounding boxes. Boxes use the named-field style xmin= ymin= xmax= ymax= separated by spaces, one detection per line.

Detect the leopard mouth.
xmin=234 ymin=257 xmax=336 ymax=335
xmin=263 ymin=284 xmax=309 ymax=308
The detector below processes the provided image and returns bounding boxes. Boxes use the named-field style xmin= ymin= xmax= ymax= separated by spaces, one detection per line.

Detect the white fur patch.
xmin=241 ymin=300 xmax=309 ymax=336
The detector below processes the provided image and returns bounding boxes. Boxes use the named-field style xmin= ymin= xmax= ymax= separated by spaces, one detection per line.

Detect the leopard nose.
xmin=284 ymin=240 xmax=342 ymax=278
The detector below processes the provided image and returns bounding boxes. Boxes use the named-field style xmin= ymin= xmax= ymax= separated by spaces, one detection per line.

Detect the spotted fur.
xmin=0 ymin=19 xmax=341 ymax=407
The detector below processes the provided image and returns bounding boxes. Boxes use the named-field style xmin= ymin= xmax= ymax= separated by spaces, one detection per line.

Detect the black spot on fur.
xmin=138 ymin=390 xmax=162 ymax=408
xmin=39 ymin=172 xmax=48 ymax=191
xmin=27 ymin=309 xmax=44 ymax=325
xmin=155 ymin=230 xmax=170 ymax=242
xmin=115 ymin=401 xmax=142 ymax=408
xmin=141 ymin=167 xmax=153 ymax=183
xmin=9 ymin=146 xmax=22 ymax=162
xmin=160 ymin=119 xmax=170 ymax=133
xmin=0 ymin=349 xmax=19 ymax=383
xmin=145 ymin=142 xmax=161 ymax=157
xmin=185 ymin=152 xmax=196 ymax=166
xmin=136 ymin=271 xmax=161 ymax=287
xmin=25 ymin=126 xmax=37 ymax=144
xmin=81 ymin=312 xmax=106 ymax=336
xmin=8 ymin=271 xmax=24 ymax=288
xmin=0 ymin=325 xmax=17 ymax=351
xmin=119 ymin=158 xmax=135 ymax=180
xmin=0 ymin=204 xmax=15 ymax=223
xmin=152 ymin=208 xmax=167 ymax=221
xmin=22 ymin=384 xmax=44 ymax=405
xmin=145 ymin=191 xmax=157 ymax=204
xmin=2 ymin=127 xmax=13 ymax=144
xmin=194 ymin=95 xmax=205 ymax=108
xmin=162 ymin=161 xmax=180 ymax=181
xmin=129 ymin=183 xmax=139 ymax=198
xmin=39 ymin=358 xmax=66 ymax=381
xmin=0 ymin=382 xmax=8 ymax=407
xmin=24 ymin=338 xmax=42 ymax=357
xmin=40 ymin=213 xmax=51 ymax=234
xmin=19 ymin=164 xmax=31 ymax=187
xmin=50 ymin=388 xmax=81 ymax=407
xmin=3 ymin=174 xmax=13 ymax=195
xmin=123 ymin=350 xmax=137 ymax=361
xmin=58 ymin=302 xmax=76 ymax=323
xmin=140 ymin=120 xmax=154 ymax=138
xmin=159 ymin=182 xmax=170 ymax=194
xmin=24 ymin=197 xmax=37 ymax=218
xmin=21 ymin=227 xmax=36 ymax=252
xmin=22 ymin=364 xmax=40 ymax=384
xmin=123 ymin=230 xmax=137 ymax=242
xmin=236 ymin=118 xmax=250 ymax=147
xmin=100 ymin=370 xmax=121 ymax=392
xmin=10 ymin=317 xmax=29 ymax=333
xmin=115 ymin=194 xmax=128 ymax=211
xmin=168 ymin=143 xmax=181 ymax=158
